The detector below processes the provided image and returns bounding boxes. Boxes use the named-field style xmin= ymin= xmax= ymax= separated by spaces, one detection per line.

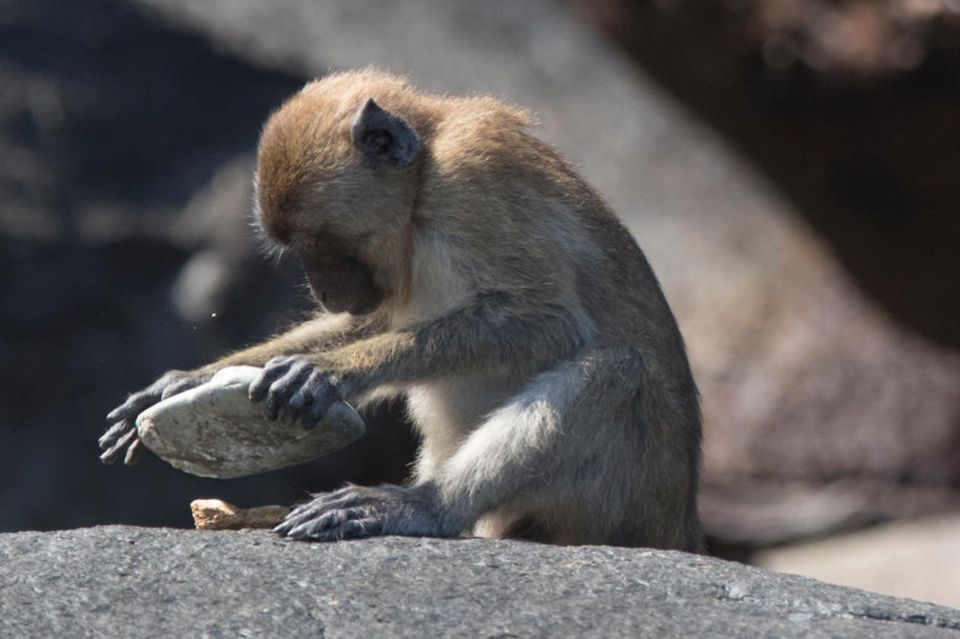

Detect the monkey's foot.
xmin=273 ymin=483 xmax=460 ymax=542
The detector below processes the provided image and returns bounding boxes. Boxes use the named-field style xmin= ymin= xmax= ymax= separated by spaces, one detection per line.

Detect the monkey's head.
xmin=254 ymin=72 xmax=427 ymax=315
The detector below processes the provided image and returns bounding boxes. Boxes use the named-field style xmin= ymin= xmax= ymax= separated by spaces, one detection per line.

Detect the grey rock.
xmin=0 ymin=527 xmax=958 ymax=638
xmin=137 ymin=366 xmax=365 ymax=478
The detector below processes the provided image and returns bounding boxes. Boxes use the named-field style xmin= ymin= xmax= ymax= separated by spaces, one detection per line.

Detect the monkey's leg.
xmin=435 ymin=347 xmax=699 ymax=547
xmin=273 ymin=353 xmax=614 ymax=541
xmin=455 ymin=350 xmax=701 ymax=549
xmin=275 ymin=348 xmax=699 ymax=546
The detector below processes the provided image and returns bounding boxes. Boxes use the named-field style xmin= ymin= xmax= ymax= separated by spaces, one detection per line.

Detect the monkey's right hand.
xmin=248 ymin=355 xmax=345 ymax=430
xmin=99 ymin=370 xmax=209 ymax=466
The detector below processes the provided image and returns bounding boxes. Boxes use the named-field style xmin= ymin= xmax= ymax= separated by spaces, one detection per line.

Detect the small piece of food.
xmin=135 ymin=365 xmax=365 ymax=478
xmin=191 ymin=498 xmax=290 ymax=530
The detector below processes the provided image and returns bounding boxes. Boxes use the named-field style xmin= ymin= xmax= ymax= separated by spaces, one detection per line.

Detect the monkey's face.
xmin=296 ymin=242 xmax=383 ymax=315
xmin=255 ymin=84 xmax=423 ymax=315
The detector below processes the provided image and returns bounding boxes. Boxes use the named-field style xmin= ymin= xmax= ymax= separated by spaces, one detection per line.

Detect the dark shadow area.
xmin=0 ymin=0 xmax=416 ymax=533
xmin=576 ymin=0 xmax=960 ymax=349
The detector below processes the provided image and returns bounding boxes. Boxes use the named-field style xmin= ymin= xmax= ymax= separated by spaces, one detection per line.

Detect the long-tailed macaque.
xmin=100 ymin=69 xmax=703 ymax=551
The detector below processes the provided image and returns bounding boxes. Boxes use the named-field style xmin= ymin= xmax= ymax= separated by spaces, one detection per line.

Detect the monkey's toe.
xmin=275 ymin=502 xmax=383 ymax=541
xmin=289 ymin=515 xmax=383 ymax=541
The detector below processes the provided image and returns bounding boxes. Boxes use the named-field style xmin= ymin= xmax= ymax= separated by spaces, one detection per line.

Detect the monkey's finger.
xmin=284 ymin=514 xmax=338 ymax=539
xmin=283 ymin=508 xmax=367 ymax=540
xmin=106 ymin=397 xmax=139 ymax=422
xmin=276 ymin=495 xmax=353 ymax=535
xmin=99 ymin=428 xmax=137 ymax=465
xmin=105 ymin=401 xmax=136 ymax=423
xmin=320 ymin=484 xmax=367 ymax=504
xmin=124 ymin=438 xmax=143 ymax=466
xmin=249 ymin=364 xmax=291 ymax=402
xmin=296 ymin=491 xmax=363 ymax=515
xmin=336 ymin=518 xmax=382 ymax=540
xmin=106 ymin=390 xmax=158 ymax=423
xmin=301 ymin=379 xmax=338 ymax=430
xmin=160 ymin=376 xmax=199 ymax=400
xmin=281 ymin=369 xmax=323 ymax=423
xmin=274 ymin=508 xmax=320 ymax=536
xmin=313 ymin=518 xmax=382 ymax=542
xmin=99 ymin=446 xmax=122 ymax=465
xmin=277 ymin=500 xmax=325 ymax=528
xmin=285 ymin=385 xmax=315 ymax=420
xmin=98 ymin=421 xmax=130 ymax=449
xmin=263 ymin=366 xmax=314 ymax=421
xmin=277 ymin=510 xmax=337 ymax=538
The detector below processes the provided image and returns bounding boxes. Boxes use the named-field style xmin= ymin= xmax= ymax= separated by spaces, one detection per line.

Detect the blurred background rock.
xmin=0 ymin=0 xmax=957 ymax=607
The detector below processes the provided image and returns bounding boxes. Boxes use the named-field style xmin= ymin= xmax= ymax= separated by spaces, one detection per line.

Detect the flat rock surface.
xmin=1 ymin=527 xmax=958 ymax=638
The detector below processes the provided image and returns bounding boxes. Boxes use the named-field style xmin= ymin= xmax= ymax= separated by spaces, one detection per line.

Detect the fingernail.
xmin=124 ymin=440 xmax=141 ymax=465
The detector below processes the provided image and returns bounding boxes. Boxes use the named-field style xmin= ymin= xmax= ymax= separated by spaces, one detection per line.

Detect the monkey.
xmin=99 ymin=68 xmax=703 ymax=551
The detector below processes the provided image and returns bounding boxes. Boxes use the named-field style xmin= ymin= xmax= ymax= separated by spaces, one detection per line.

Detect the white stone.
xmin=135 ymin=366 xmax=365 ymax=478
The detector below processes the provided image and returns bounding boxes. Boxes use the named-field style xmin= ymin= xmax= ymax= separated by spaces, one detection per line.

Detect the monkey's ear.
xmin=351 ymin=98 xmax=420 ymax=168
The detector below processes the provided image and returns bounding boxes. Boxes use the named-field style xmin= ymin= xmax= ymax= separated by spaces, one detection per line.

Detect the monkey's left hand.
xmin=100 ymin=370 xmax=209 ymax=465
xmin=273 ymin=483 xmax=462 ymax=541
xmin=249 ymin=355 xmax=353 ymax=429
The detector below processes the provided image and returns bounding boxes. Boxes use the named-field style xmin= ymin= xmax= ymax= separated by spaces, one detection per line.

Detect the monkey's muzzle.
xmin=302 ymin=256 xmax=382 ymax=315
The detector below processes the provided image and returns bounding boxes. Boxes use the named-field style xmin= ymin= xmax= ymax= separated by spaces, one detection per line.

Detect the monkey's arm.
xmin=334 ymin=300 xmax=586 ymax=389
xmin=99 ymin=313 xmax=376 ymax=465
xmin=200 ymin=313 xmax=373 ymax=374
xmin=249 ymin=293 xmax=589 ymax=426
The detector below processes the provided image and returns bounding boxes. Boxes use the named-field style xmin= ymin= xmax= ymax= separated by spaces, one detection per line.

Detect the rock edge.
xmin=0 ymin=527 xmax=957 ymax=638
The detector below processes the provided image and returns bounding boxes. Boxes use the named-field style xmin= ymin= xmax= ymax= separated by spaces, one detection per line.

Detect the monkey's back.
xmin=430 ymin=115 xmax=693 ymax=369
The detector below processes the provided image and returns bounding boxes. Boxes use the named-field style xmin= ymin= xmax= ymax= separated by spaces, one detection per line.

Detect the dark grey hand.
xmin=99 ymin=370 xmax=208 ymax=465
xmin=248 ymin=355 xmax=344 ymax=429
